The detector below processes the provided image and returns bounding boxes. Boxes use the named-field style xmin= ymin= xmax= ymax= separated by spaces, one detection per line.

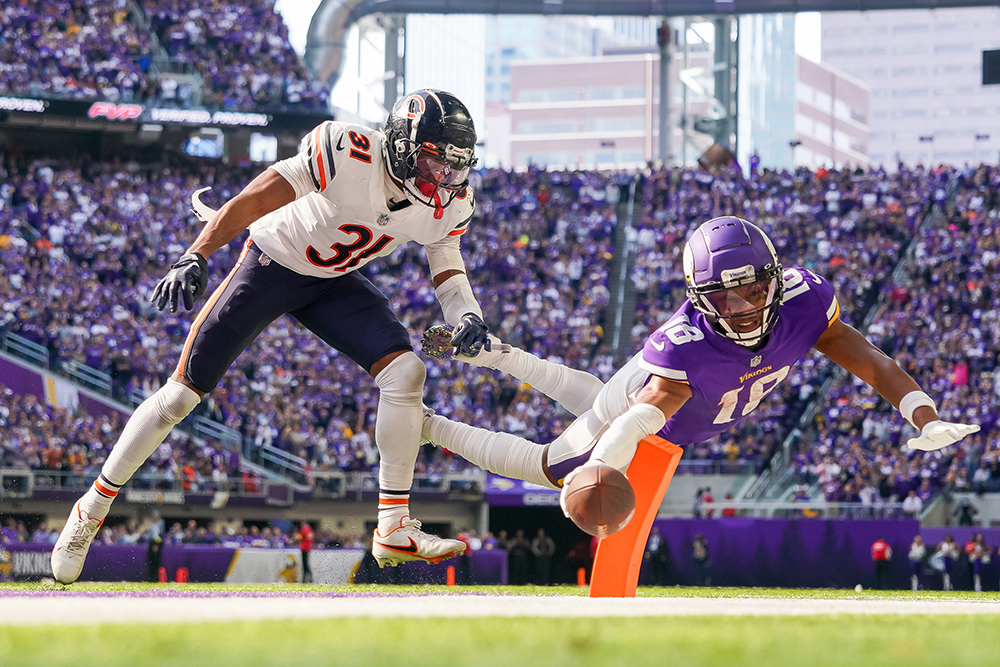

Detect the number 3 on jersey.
xmin=713 ymin=366 xmax=790 ymax=424
xmin=348 ymin=131 xmax=372 ymax=164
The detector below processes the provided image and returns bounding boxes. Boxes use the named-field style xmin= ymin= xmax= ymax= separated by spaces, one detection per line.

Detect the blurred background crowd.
xmin=0 ymin=0 xmax=328 ymax=111
xmin=2 ymin=151 xmax=1000 ymax=512
xmin=2 ymin=0 xmax=1000 ymax=517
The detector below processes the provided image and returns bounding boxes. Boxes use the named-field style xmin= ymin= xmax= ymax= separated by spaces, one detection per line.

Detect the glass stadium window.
xmin=516 ymin=120 xmax=577 ymax=134
xmin=585 ymin=86 xmax=646 ymax=101
xmin=518 ymin=88 xmax=577 ymax=103
xmin=584 ymin=117 xmax=645 ymax=133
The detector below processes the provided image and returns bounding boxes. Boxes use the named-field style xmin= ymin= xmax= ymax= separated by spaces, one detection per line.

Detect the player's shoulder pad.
xmin=299 ymin=120 xmax=345 ymax=192
xmin=300 ymin=121 xmax=381 ymax=192
xmin=637 ymin=310 xmax=703 ymax=384
xmin=782 ymin=266 xmax=839 ymax=326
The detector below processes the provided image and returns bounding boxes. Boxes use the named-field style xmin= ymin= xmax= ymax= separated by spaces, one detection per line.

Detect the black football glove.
xmin=450 ymin=313 xmax=492 ymax=357
xmin=150 ymin=253 xmax=208 ymax=313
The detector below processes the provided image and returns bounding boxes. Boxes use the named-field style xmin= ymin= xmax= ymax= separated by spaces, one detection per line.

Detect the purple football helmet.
xmin=683 ymin=216 xmax=784 ymax=347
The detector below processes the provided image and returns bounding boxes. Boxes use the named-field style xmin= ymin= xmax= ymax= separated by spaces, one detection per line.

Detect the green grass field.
xmin=2 ymin=583 xmax=999 ymax=667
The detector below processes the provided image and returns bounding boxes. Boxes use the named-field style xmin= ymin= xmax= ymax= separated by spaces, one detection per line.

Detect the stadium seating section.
xmin=0 ymin=0 xmax=328 ymax=111
xmin=3 ymin=152 xmax=999 ymax=509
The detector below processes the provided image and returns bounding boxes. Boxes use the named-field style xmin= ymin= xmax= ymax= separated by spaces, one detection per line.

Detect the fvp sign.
xmin=87 ymin=102 xmax=143 ymax=121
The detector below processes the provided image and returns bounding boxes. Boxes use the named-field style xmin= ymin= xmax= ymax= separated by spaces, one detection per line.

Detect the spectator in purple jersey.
xmin=420 ymin=217 xmax=980 ymax=534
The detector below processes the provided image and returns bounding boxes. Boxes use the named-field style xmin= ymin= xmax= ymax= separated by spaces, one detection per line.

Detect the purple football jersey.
xmin=635 ymin=267 xmax=839 ymax=446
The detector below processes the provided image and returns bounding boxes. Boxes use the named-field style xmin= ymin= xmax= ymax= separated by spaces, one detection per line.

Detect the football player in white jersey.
xmin=52 ymin=90 xmax=490 ymax=582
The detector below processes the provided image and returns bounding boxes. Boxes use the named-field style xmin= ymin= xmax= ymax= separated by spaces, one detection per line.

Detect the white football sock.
xmin=377 ymin=491 xmax=410 ymax=534
xmin=425 ymin=413 xmax=554 ymax=489
xmin=493 ymin=347 xmax=604 ymax=417
xmin=374 ymin=352 xmax=425 ymax=498
xmin=82 ymin=379 xmax=200 ymax=519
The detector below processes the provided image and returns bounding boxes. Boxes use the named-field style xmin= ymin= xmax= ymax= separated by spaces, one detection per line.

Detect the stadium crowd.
xmin=0 ymin=0 xmax=153 ymax=102
xmin=0 ymin=384 xmax=247 ymax=492
xmin=0 ymin=0 xmax=328 ymax=112
xmin=790 ymin=164 xmax=1000 ymax=504
xmin=145 ymin=0 xmax=328 ymax=111
xmin=2 ymin=147 xmax=1000 ymax=511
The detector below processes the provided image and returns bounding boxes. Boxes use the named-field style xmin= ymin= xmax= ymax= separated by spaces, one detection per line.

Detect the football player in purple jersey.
xmin=52 ymin=90 xmax=488 ymax=583
xmin=420 ymin=216 xmax=979 ymax=513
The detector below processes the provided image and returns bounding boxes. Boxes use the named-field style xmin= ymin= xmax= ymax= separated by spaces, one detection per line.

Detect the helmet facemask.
xmin=687 ymin=266 xmax=784 ymax=347
xmin=382 ymin=90 xmax=477 ymax=218
xmin=394 ymin=139 xmax=475 ymax=213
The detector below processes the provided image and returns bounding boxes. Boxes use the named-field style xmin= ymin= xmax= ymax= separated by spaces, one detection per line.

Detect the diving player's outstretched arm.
xmin=587 ymin=375 xmax=692 ymax=471
xmin=813 ymin=318 xmax=979 ymax=451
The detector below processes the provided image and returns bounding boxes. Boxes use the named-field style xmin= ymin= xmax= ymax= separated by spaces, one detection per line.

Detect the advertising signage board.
xmin=0 ymin=96 xmax=328 ymax=131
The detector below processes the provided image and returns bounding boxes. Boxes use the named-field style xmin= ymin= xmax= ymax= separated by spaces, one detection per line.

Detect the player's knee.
xmin=151 ymin=379 xmax=202 ymax=425
xmin=374 ymin=351 xmax=426 ymax=395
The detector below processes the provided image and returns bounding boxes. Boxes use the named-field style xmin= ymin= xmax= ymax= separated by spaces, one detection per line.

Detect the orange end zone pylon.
xmin=589 ymin=435 xmax=682 ymax=598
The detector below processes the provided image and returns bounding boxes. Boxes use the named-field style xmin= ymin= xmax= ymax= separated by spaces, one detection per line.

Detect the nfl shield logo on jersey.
xmin=377 ymin=213 xmax=390 ymax=226
xmin=750 ymin=355 xmax=762 ymax=367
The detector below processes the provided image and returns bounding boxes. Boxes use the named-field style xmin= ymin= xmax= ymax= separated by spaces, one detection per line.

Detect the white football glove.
xmin=907 ymin=420 xmax=980 ymax=452
xmin=559 ymin=461 xmax=601 ymax=518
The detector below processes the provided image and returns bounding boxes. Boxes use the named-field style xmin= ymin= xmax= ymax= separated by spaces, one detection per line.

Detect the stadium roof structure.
xmin=305 ymin=0 xmax=1000 ymax=85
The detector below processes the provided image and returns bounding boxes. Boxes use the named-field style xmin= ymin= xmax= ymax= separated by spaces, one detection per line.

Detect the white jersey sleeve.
xmin=422 ymin=190 xmax=475 ymax=274
xmin=269 ymin=121 xmax=345 ymax=199
xmin=424 ymin=236 xmax=467 ymax=275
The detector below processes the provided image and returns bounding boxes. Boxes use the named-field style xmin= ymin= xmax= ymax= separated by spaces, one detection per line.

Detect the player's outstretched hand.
xmin=907 ymin=420 xmax=980 ymax=452
xmin=151 ymin=253 xmax=208 ymax=313
xmin=450 ymin=313 xmax=491 ymax=357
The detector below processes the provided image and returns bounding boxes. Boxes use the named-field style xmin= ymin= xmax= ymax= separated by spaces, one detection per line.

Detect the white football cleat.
xmin=51 ymin=500 xmax=104 ymax=584
xmin=372 ymin=517 xmax=466 ymax=568
xmin=453 ymin=334 xmax=511 ymax=369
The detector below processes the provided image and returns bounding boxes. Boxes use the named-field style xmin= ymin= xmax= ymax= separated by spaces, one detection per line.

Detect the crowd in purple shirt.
xmin=0 ymin=0 xmax=152 ymax=102
xmin=145 ymin=0 xmax=328 ymax=111
xmin=791 ymin=165 xmax=1000 ymax=504
xmin=2 ymin=149 xmax=999 ymax=506
xmin=0 ymin=0 xmax=328 ymax=112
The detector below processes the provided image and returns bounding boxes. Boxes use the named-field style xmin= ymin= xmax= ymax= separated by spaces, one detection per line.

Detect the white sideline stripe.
xmin=3 ymin=595 xmax=1000 ymax=625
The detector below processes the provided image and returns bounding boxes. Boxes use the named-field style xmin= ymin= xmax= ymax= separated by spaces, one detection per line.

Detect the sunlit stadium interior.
xmin=2 ymin=1 xmax=1000 ymax=665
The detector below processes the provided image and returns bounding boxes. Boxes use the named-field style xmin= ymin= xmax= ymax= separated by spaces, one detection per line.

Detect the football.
xmin=562 ymin=464 xmax=636 ymax=538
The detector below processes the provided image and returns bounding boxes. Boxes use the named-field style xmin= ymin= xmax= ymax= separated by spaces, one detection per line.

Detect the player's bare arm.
xmin=812 ymin=318 xmax=931 ymax=425
xmin=149 ymin=169 xmax=295 ymax=315
xmin=813 ymin=315 xmax=978 ymax=451
xmin=187 ymin=169 xmax=295 ymax=259
xmin=634 ymin=374 xmax=694 ymax=421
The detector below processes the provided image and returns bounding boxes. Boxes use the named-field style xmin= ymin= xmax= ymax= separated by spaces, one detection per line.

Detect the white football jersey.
xmin=249 ymin=121 xmax=475 ymax=278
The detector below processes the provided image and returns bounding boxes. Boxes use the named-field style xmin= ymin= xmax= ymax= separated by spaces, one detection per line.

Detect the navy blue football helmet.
xmin=383 ymin=89 xmax=477 ymax=212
